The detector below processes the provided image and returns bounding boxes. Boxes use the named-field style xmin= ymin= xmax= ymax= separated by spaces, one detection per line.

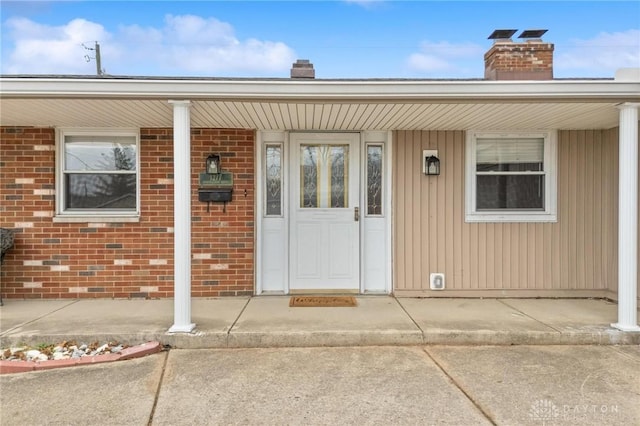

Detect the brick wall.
xmin=0 ymin=127 xmax=255 ymax=299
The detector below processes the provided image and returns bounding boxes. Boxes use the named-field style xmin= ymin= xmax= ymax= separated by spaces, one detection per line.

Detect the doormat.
xmin=289 ymin=296 xmax=358 ymax=307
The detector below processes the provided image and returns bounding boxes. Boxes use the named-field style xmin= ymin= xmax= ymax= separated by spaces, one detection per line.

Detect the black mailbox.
xmin=198 ymin=188 xmax=232 ymax=203
xmin=198 ymin=171 xmax=233 ymax=212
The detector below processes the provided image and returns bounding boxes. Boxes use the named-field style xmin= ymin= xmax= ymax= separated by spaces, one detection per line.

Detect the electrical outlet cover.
xmin=430 ymin=273 xmax=445 ymax=290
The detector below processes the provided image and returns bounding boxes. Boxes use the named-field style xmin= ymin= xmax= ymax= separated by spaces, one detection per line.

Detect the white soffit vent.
xmin=430 ymin=273 xmax=445 ymax=290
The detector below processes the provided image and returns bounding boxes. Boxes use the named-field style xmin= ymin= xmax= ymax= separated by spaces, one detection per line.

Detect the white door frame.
xmin=256 ymin=130 xmax=392 ymax=295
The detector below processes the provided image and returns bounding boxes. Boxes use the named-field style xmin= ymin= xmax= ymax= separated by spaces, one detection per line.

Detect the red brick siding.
xmin=0 ymin=127 xmax=255 ymax=299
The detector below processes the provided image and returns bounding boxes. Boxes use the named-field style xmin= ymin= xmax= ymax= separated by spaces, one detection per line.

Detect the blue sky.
xmin=1 ymin=1 xmax=639 ymax=78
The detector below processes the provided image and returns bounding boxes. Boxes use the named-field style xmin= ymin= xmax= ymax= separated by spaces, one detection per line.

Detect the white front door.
xmin=289 ymin=133 xmax=360 ymax=291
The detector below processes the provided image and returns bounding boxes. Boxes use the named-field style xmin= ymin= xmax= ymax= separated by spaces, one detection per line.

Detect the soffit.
xmin=0 ymin=98 xmax=623 ymax=130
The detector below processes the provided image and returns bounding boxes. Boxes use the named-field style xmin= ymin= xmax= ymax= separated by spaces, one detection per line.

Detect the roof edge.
xmin=1 ymin=75 xmax=637 ymax=102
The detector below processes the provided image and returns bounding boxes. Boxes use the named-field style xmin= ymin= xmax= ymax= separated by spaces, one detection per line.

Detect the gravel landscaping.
xmin=0 ymin=340 xmax=163 ymax=374
xmin=1 ymin=340 xmax=130 ymax=362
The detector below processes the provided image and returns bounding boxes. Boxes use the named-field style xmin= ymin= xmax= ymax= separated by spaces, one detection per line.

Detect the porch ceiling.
xmin=0 ymin=98 xmax=624 ymax=130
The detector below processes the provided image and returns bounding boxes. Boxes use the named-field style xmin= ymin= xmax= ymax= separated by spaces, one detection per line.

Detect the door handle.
xmin=354 ymin=207 xmax=359 ymax=222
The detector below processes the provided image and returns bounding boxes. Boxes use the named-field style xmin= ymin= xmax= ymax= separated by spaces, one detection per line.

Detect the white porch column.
xmin=612 ymin=102 xmax=640 ymax=332
xmin=168 ymin=100 xmax=195 ymax=333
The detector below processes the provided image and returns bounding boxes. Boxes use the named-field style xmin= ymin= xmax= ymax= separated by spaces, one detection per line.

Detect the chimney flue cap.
xmin=488 ymin=29 xmax=517 ymax=41
xmin=518 ymin=29 xmax=548 ymax=42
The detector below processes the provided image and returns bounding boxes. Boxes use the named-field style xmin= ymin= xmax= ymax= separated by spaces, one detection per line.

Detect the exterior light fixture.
xmin=206 ymin=154 xmax=221 ymax=175
xmin=423 ymin=150 xmax=440 ymax=176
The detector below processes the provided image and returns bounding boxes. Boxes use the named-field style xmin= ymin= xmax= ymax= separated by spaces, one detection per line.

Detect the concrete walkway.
xmin=3 ymin=345 xmax=639 ymax=425
xmin=1 ymin=296 xmax=639 ymax=348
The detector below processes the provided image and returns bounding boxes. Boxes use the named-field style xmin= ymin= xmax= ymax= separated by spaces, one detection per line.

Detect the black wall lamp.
xmin=206 ymin=154 xmax=221 ymax=175
xmin=423 ymin=150 xmax=440 ymax=176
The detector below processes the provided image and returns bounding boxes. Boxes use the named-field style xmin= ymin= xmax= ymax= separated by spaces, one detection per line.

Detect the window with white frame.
xmin=465 ymin=131 xmax=557 ymax=222
xmin=56 ymin=129 xmax=139 ymax=219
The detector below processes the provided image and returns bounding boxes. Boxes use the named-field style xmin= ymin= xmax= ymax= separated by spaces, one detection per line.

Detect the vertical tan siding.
xmin=393 ymin=129 xmax=622 ymax=295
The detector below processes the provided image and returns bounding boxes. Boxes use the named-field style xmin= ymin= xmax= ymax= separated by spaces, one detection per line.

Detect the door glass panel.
xmin=265 ymin=145 xmax=282 ymax=216
xmin=366 ymin=145 xmax=383 ymax=216
xmin=300 ymin=145 xmax=349 ymax=208
xmin=301 ymin=146 xmax=319 ymax=208
xmin=330 ymin=146 xmax=347 ymax=208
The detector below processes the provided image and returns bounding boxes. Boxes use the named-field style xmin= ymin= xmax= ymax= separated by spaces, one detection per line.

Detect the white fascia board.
xmin=1 ymin=77 xmax=639 ymax=101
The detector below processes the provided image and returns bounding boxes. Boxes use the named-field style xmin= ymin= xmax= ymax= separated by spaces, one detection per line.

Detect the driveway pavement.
xmin=1 ymin=345 xmax=639 ymax=425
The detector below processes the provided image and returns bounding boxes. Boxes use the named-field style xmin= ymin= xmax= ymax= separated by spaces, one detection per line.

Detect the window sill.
xmin=53 ymin=215 xmax=140 ymax=223
xmin=465 ymin=213 xmax=557 ymax=223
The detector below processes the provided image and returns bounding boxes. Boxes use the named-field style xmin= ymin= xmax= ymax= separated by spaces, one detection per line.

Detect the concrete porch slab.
xmin=398 ymin=298 xmax=555 ymax=332
xmin=0 ymin=300 xmax=78 ymax=336
xmin=227 ymin=296 xmax=423 ymax=347
xmin=500 ymin=298 xmax=620 ymax=329
xmin=2 ymin=299 xmax=173 ymax=336
xmin=164 ymin=297 xmax=249 ymax=349
xmin=1 ymin=297 xmax=637 ymax=348
xmin=397 ymin=298 xmax=560 ymax=344
xmin=500 ymin=298 xmax=640 ymax=345
xmin=398 ymin=298 xmax=640 ymax=345
xmin=0 ymin=298 xmax=249 ymax=349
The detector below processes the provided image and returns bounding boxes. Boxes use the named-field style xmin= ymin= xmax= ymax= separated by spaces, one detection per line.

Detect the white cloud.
xmin=153 ymin=15 xmax=295 ymax=74
xmin=2 ymin=14 xmax=296 ymax=76
xmin=407 ymin=41 xmax=484 ymax=76
xmin=407 ymin=53 xmax=451 ymax=73
xmin=4 ymin=17 xmax=111 ymax=74
xmin=118 ymin=24 xmax=163 ymax=45
xmin=163 ymin=14 xmax=237 ymax=46
xmin=166 ymin=38 xmax=296 ymax=74
xmin=555 ymin=30 xmax=640 ymax=76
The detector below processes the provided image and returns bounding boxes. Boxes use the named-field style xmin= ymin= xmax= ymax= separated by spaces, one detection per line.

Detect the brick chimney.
xmin=290 ymin=59 xmax=315 ymax=79
xmin=484 ymin=30 xmax=554 ymax=80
